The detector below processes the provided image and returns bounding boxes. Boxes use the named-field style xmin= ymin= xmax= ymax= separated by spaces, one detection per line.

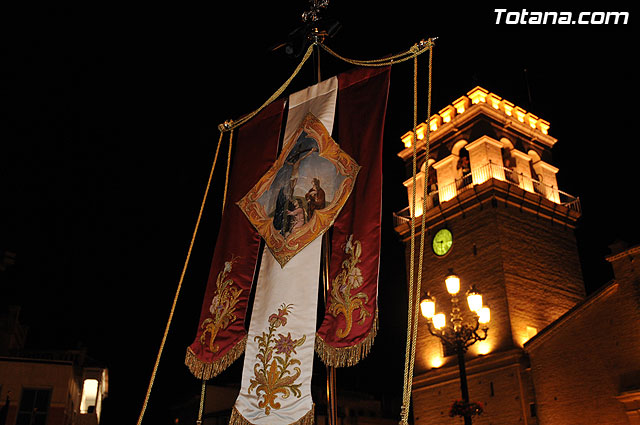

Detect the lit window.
xmin=81 ymin=379 xmax=99 ymax=414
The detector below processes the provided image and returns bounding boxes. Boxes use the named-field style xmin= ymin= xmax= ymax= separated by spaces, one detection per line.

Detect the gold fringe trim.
xmin=229 ymin=404 xmax=315 ymax=425
xmin=184 ymin=334 xmax=247 ymax=380
xmin=315 ymin=309 xmax=378 ymax=368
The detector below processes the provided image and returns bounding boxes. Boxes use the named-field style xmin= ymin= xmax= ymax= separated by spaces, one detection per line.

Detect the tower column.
xmin=510 ymin=149 xmax=534 ymax=192
xmin=532 ymin=161 xmax=560 ymax=203
xmin=465 ymin=136 xmax=505 ymax=184
xmin=433 ymin=155 xmax=459 ymax=203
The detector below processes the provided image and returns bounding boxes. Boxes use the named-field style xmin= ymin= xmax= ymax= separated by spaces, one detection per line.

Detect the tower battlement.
xmin=394 ymin=86 xmax=579 ymax=228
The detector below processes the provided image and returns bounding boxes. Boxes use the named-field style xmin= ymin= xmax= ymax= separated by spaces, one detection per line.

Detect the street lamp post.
xmin=420 ymin=270 xmax=490 ymax=425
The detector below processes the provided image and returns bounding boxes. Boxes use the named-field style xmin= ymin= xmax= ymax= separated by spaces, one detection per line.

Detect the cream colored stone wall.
xmin=527 ymin=246 xmax=640 ymax=424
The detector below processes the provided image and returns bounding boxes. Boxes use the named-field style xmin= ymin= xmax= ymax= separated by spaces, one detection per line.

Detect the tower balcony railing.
xmin=393 ymin=162 xmax=580 ymax=227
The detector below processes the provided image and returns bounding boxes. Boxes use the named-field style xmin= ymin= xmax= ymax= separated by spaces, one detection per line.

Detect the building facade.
xmin=0 ymin=307 xmax=108 ymax=425
xmin=525 ymin=242 xmax=640 ymax=424
xmin=393 ymin=86 xmax=632 ymax=424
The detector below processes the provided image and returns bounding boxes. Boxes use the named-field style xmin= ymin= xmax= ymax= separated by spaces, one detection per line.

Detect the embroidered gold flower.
xmin=199 ymin=258 xmax=242 ymax=353
xmin=328 ymin=235 xmax=371 ymax=338
xmin=249 ymin=303 xmax=306 ymax=415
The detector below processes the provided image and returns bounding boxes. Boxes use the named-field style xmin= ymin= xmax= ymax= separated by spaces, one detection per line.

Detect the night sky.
xmin=1 ymin=3 xmax=638 ymax=424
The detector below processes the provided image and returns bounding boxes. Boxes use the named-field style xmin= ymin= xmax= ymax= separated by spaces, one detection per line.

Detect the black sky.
xmin=1 ymin=3 xmax=638 ymax=424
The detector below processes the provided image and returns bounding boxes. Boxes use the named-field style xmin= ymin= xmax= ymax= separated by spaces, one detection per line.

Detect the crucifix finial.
xmin=302 ymin=0 xmax=329 ymax=23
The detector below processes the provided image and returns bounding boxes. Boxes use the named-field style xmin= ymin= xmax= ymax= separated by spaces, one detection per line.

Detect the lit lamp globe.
xmin=420 ymin=294 xmax=435 ymax=319
xmin=466 ymin=285 xmax=483 ymax=314
xmin=478 ymin=306 xmax=491 ymax=324
xmin=432 ymin=313 xmax=446 ymax=330
xmin=445 ymin=273 xmax=460 ymax=295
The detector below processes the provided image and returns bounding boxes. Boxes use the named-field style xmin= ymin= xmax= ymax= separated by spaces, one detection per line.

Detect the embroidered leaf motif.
xmin=200 ymin=258 xmax=242 ymax=353
xmin=248 ymin=303 xmax=306 ymax=415
xmin=328 ymin=235 xmax=371 ymax=338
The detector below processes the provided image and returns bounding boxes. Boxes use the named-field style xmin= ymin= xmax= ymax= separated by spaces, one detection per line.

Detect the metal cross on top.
xmin=302 ymin=0 xmax=329 ymax=22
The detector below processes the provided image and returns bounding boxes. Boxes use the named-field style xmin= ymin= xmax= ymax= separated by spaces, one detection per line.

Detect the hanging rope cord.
xmin=400 ymin=43 xmax=433 ymax=425
xmin=135 ymin=130 xmax=230 ymax=425
xmin=218 ymin=40 xmax=432 ymax=133
xmin=318 ymin=42 xmax=430 ymax=67
xmin=135 ymin=37 xmax=434 ymax=425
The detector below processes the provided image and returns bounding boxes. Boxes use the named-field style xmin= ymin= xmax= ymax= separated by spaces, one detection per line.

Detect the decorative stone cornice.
xmin=398 ymin=86 xmax=557 ymax=160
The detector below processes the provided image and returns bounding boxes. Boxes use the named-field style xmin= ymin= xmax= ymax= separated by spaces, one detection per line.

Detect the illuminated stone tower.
xmin=393 ymin=87 xmax=585 ymax=424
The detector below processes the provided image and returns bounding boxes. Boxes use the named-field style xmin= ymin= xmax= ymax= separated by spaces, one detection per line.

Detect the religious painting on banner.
xmin=237 ymin=112 xmax=360 ymax=268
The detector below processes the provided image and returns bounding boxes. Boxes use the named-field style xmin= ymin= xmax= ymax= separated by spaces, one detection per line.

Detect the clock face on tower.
xmin=432 ymin=228 xmax=453 ymax=256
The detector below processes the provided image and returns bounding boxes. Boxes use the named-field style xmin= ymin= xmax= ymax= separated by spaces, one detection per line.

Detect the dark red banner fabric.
xmin=316 ymin=66 xmax=390 ymax=367
xmin=186 ymin=99 xmax=285 ymax=379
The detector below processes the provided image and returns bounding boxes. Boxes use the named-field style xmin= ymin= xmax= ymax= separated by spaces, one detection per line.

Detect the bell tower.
xmin=394 ymin=87 xmax=585 ymax=424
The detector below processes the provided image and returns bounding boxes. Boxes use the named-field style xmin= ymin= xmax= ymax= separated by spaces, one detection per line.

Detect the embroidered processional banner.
xmin=187 ymin=66 xmax=390 ymax=424
xmin=185 ymin=99 xmax=285 ymax=379
xmin=231 ymin=67 xmax=390 ymax=424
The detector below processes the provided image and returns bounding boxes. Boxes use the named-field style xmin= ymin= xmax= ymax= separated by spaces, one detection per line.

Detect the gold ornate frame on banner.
xmin=238 ymin=113 xmax=360 ymax=268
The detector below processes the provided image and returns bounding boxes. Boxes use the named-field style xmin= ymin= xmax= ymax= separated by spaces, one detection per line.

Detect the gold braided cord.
xmin=405 ymin=43 xmax=434 ymax=424
xmin=136 ymin=131 xmax=227 ymax=425
xmin=218 ymin=44 xmax=315 ymax=133
xmin=218 ymin=39 xmax=435 ymax=133
xmin=196 ymin=378 xmax=207 ymax=425
xmin=222 ymin=130 xmax=234 ymax=211
xmin=319 ymin=40 xmax=432 ymax=67
xmin=399 ymin=52 xmax=419 ymax=425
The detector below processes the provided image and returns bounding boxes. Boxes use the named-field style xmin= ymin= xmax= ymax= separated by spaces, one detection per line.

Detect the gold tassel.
xmin=315 ymin=309 xmax=378 ymax=367
xmin=184 ymin=335 xmax=247 ymax=380
xmin=229 ymin=404 xmax=315 ymax=425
